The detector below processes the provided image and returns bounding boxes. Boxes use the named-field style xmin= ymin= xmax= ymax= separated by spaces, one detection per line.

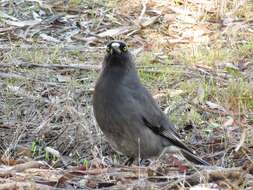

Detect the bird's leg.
xmin=124 ymin=157 xmax=135 ymax=166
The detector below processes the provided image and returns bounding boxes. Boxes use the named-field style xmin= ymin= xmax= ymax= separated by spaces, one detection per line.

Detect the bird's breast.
xmin=94 ymin=76 xmax=125 ymax=128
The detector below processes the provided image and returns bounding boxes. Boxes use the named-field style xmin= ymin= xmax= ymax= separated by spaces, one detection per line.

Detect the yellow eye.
xmin=123 ymin=46 xmax=128 ymax=52
xmin=106 ymin=47 xmax=110 ymax=52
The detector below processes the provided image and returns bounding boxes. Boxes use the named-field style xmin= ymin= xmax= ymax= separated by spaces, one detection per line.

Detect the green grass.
xmin=223 ymin=80 xmax=253 ymax=111
xmin=4 ymin=46 xmax=56 ymax=65
xmin=137 ymin=53 xmax=184 ymax=88
xmin=1 ymin=1 xmax=253 ymax=187
xmin=235 ymin=0 xmax=253 ymax=19
xmin=3 ymin=44 xmax=96 ymax=65
xmin=175 ymin=46 xmax=232 ymax=66
xmin=69 ymin=0 xmax=86 ymax=5
xmin=69 ymin=0 xmax=119 ymax=8
xmin=237 ymin=37 xmax=253 ymax=58
xmin=136 ymin=37 xmax=253 ymax=130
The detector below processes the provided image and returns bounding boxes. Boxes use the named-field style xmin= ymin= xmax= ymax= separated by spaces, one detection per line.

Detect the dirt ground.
xmin=0 ymin=0 xmax=253 ymax=189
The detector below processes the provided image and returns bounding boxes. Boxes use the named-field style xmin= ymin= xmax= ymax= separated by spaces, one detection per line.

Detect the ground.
xmin=0 ymin=0 xmax=253 ymax=189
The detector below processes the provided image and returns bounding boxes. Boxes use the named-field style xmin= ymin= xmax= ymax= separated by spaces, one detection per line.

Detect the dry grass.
xmin=0 ymin=0 xmax=253 ymax=189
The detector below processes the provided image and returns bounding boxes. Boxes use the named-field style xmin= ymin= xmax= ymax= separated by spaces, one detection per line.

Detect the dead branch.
xmin=0 ymin=44 xmax=104 ymax=52
xmin=235 ymin=129 xmax=247 ymax=152
xmin=0 ymin=182 xmax=58 ymax=190
xmin=138 ymin=0 xmax=148 ymax=22
xmin=0 ymin=161 xmax=45 ymax=177
xmin=166 ymin=167 xmax=244 ymax=189
xmin=1 ymin=62 xmax=101 ymax=71
xmin=1 ymin=62 xmax=167 ymax=73
xmin=0 ymin=71 xmax=27 ymax=80
xmin=0 ymin=71 xmax=63 ymax=86
xmin=11 ymin=161 xmax=45 ymax=172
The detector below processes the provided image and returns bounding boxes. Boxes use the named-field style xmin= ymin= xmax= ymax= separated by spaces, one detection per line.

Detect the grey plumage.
xmin=93 ymin=41 xmax=209 ymax=166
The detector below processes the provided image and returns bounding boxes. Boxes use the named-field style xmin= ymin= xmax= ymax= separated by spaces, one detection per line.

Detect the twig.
xmin=189 ymin=102 xmax=231 ymax=116
xmin=138 ymin=0 xmax=148 ymax=22
xmin=0 ymin=71 xmax=27 ymax=80
xmin=0 ymin=182 xmax=56 ymax=190
xmin=11 ymin=161 xmax=45 ymax=172
xmin=1 ymin=62 xmax=166 ymax=73
xmin=235 ymin=129 xmax=247 ymax=152
xmin=1 ymin=62 xmax=101 ymax=71
xmin=166 ymin=167 xmax=243 ymax=189
xmin=0 ymin=161 xmax=45 ymax=177
xmin=34 ymin=109 xmax=63 ymax=135
xmin=0 ymin=44 xmax=104 ymax=52
xmin=0 ymin=71 xmax=66 ymax=86
xmin=5 ymin=85 xmax=46 ymax=102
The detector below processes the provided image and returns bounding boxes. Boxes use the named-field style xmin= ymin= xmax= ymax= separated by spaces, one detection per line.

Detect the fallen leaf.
xmin=190 ymin=183 xmax=220 ymax=190
xmin=4 ymin=19 xmax=41 ymax=27
xmin=140 ymin=15 xmax=160 ymax=27
xmin=40 ymin=33 xmax=60 ymax=43
xmin=222 ymin=117 xmax=234 ymax=127
xmin=193 ymin=85 xmax=205 ymax=104
xmin=97 ymin=26 xmax=133 ymax=37
xmin=177 ymin=15 xmax=197 ymax=24
xmin=223 ymin=62 xmax=239 ymax=70
xmin=0 ymin=11 xmax=19 ymax=21
xmin=206 ymin=101 xmax=226 ymax=112
xmin=168 ymin=89 xmax=184 ymax=97
xmin=45 ymin=147 xmax=61 ymax=158
xmin=0 ymin=157 xmax=23 ymax=166
xmin=235 ymin=129 xmax=246 ymax=152
xmin=153 ymin=92 xmax=167 ymax=100
xmin=56 ymin=74 xmax=71 ymax=82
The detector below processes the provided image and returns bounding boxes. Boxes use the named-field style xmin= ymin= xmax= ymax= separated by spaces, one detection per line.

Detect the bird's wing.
xmin=142 ymin=116 xmax=194 ymax=154
xmin=133 ymin=86 xmax=195 ymax=154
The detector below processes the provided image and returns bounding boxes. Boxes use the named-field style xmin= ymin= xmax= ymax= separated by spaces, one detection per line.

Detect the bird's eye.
xmin=123 ymin=46 xmax=128 ymax=52
xmin=106 ymin=47 xmax=110 ymax=52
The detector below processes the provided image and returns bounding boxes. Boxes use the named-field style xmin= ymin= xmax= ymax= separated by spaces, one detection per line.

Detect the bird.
xmin=93 ymin=41 xmax=209 ymax=166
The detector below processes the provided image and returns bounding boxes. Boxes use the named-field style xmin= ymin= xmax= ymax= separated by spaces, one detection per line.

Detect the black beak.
xmin=111 ymin=42 xmax=121 ymax=54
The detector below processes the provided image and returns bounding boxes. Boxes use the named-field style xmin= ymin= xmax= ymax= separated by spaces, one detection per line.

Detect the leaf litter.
xmin=0 ymin=0 xmax=253 ymax=189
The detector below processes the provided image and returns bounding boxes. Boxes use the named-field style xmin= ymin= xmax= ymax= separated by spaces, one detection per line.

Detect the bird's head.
xmin=106 ymin=41 xmax=128 ymax=55
xmin=103 ymin=41 xmax=134 ymax=68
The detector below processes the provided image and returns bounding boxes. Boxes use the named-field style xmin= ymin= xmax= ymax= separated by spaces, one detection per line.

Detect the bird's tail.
xmin=181 ymin=149 xmax=210 ymax=166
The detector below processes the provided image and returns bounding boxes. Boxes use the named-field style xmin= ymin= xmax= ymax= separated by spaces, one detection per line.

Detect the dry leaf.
xmin=40 ymin=34 xmax=60 ymax=43
xmin=153 ymin=92 xmax=167 ymax=100
xmin=206 ymin=101 xmax=226 ymax=112
xmin=196 ymin=85 xmax=205 ymax=103
xmin=235 ymin=129 xmax=246 ymax=152
xmin=223 ymin=62 xmax=239 ymax=70
xmin=56 ymin=74 xmax=71 ymax=82
xmin=141 ymin=15 xmax=160 ymax=27
xmin=97 ymin=26 xmax=133 ymax=37
xmin=4 ymin=19 xmax=41 ymax=27
xmin=222 ymin=117 xmax=234 ymax=127
xmin=0 ymin=11 xmax=19 ymax=21
xmin=190 ymin=183 xmax=220 ymax=190
xmin=168 ymin=89 xmax=184 ymax=97
xmin=169 ymin=6 xmax=197 ymax=17
xmin=177 ymin=15 xmax=197 ymax=24
xmin=44 ymin=147 xmax=61 ymax=158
